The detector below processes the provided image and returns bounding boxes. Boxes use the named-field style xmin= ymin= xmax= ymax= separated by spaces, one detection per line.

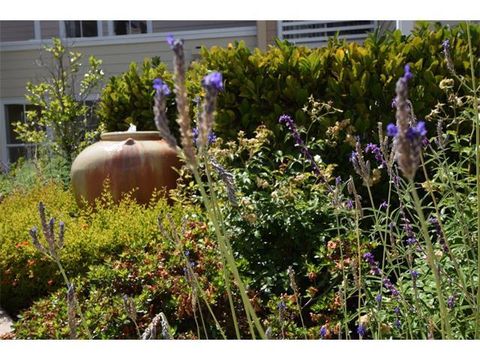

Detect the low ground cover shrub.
xmin=0 ymin=181 xmax=197 ymax=315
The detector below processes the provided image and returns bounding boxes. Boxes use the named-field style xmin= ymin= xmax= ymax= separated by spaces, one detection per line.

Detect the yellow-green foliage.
xmin=0 ymin=181 xmax=197 ymax=314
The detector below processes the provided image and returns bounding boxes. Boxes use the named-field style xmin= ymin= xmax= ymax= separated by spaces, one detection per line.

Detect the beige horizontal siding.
xmin=0 ymin=21 xmax=35 ymax=42
xmin=40 ymin=21 xmax=60 ymax=39
xmin=0 ymin=35 xmax=257 ymax=99
xmin=152 ymin=21 xmax=255 ymax=32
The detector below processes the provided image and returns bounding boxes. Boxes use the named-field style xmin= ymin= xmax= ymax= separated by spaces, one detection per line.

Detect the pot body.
xmin=71 ymin=131 xmax=180 ymax=206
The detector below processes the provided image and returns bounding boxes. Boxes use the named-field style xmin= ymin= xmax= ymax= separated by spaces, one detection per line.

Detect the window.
xmin=64 ymin=21 xmax=98 ymax=38
xmin=113 ymin=21 xmax=147 ymax=35
xmin=4 ymin=104 xmax=41 ymax=163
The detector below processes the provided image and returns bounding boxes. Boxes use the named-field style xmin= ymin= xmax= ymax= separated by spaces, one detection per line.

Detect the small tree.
xmin=14 ymin=38 xmax=104 ymax=163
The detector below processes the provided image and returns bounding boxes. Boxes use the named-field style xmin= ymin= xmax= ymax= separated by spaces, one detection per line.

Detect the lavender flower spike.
xmin=279 ymin=114 xmax=322 ymax=178
xmin=198 ymin=72 xmax=223 ymax=149
xmin=169 ymin=36 xmax=195 ymax=164
xmin=392 ymin=65 xmax=423 ymax=179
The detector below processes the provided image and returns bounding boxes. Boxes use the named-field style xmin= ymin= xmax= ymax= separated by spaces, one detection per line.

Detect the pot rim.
xmin=100 ymin=131 xmax=162 ymax=141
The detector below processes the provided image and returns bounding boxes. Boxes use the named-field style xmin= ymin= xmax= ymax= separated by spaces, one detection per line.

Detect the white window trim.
xmin=34 ymin=21 xmax=41 ymax=40
xmin=0 ymin=26 xmax=257 ymax=51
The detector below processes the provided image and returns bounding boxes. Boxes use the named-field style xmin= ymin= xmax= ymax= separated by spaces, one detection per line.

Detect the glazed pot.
xmin=71 ymin=131 xmax=180 ymax=207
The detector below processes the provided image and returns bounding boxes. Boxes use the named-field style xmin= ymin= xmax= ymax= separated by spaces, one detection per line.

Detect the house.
xmin=0 ymin=20 xmax=410 ymax=164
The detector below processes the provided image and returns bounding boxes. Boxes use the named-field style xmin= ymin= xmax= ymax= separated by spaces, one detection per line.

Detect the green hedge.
xmin=96 ymin=59 xmax=176 ymax=132
xmin=98 ymin=23 xmax=479 ymax=145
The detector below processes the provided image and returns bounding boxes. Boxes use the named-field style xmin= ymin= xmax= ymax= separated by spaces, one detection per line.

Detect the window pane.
xmin=114 ymin=21 xmax=129 ymax=35
xmin=5 ymin=104 xmax=25 ymax=145
xmin=65 ymin=21 xmax=81 ymax=38
xmin=130 ymin=21 xmax=147 ymax=34
xmin=8 ymin=145 xmax=36 ymax=163
xmin=82 ymin=21 xmax=98 ymax=37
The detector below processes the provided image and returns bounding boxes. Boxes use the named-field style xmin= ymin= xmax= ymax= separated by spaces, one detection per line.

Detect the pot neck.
xmin=100 ymin=131 xmax=162 ymax=141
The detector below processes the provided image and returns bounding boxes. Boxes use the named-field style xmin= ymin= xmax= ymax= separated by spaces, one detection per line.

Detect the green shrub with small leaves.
xmin=97 ymin=59 xmax=176 ymax=132
xmin=0 ymin=181 xmax=200 ymax=315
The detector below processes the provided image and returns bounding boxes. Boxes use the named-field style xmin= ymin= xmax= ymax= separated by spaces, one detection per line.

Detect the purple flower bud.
xmin=277 ymin=300 xmax=286 ymax=311
xmin=394 ymin=306 xmax=400 ymax=315
xmin=379 ymin=201 xmax=388 ymax=210
xmin=394 ymin=319 xmax=401 ymax=329
xmin=403 ymin=64 xmax=413 ymax=82
xmin=319 ymin=326 xmax=327 ymax=338
xmin=442 ymin=39 xmax=450 ymax=52
xmin=410 ymin=270 xmax=419 ymax=280
xmin=375 ymin=294 xmax=382 ymax=304
xmin=363 ymin=252 xmax=375 ymax=265
xmin=166 ymin=34 xmax=175 ymax=48
xmin=192 ymin=127 xmax=216 ymax=146
xmin=346 ymin=199 xmax=354 ymax=210
xmin=447 ymin=295 xmax=455 ymax=309
xmin=335 ymin=176 xmax=342 ymax=186
xmin=153 ymin=78 xmax=170 ymax=96
xmin=202 ymin=71 xmax=224 ymax=92
xmin=406 ymin=121 xmax=427 ymax=141
xmin=357 ymin=324 xmax=366 ymax=337
xmin=386 ymin=123 xmax=398 ymax=137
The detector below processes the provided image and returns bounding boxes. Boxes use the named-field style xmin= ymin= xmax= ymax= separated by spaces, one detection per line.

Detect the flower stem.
xmin=409 ymin=182 xmax=451 ymax=339
xmin=466 ymin=21 xmax=480 ymax=339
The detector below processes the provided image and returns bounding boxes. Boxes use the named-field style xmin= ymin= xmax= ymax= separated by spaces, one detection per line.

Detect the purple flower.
xmin=379 ymin=201 xmax=388 ymax=210
xmin=403 ymin=64 xmax=413 ymax=82
xmin=391 ymin=98 xmax=397 ymax=108
xmin=192 ymin=127 xmax=216 ymax=146
xmin=447 ymin=295 xmax=455 ymax=309
xmin=429 ymin=216 xmax=449 ymax=252
xmin=365 ymin=143 xmax=385 ymax=166
xmin=410 ymin=270 xmax=419 ymax=280
xmin=375 ymin=293 xmax=382 ymax=304
xmin=363 ymin=252 xmax=381 ymax=276
xmin=406 ymin=237 xmax=417 ymax=246
xmin=153 ymin=78 xmax=170 ymax=96
xmin=357 ymin=324 xmax=366 ymax=337
xmin=319 ymin=326 xmax=327 ymax=338
xmin=394 ymin=306 xmax=400 ymax=315
xmin=166 ymin=34 xmax=175 ymax=48
xmin=383 ymin=278 xmax=400 ymax=297
xmin=346 ymin=199 xmax=354 ymax=210
xmin=202 ymin=71 xmax=224 ymax=92
xmin=279 ymin=114 xmax=322 ymax=177
xmin=335 ymin=176 xmax=342 ymax=186
xmin=386 ymin=123 xmax=398 ymax=137
xmin=394 ymin=319 xmax=401 ymax=329
xmin=406 ymin=121 xmax=427 ymax=140
xmin=442 ymin=39 xmax=450 ymax=52
xmin=363 ymin=252 xmax=375 ymax=265
xmin=277 ymin=300 xmax=286 ymax=311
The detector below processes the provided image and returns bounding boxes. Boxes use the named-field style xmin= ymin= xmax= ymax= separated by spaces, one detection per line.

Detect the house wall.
xmin=0 ymin=21 xmax=35 ymax=42
xmin=0 ymin=23 xmax=257 ymax=164
xmin=40 ymin=21 xmax=60 ymax=39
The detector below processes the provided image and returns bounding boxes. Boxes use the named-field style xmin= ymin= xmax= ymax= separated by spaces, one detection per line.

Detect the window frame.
xmin=1 ymin=100 xmax=41 ymax=164
xmin=61 ymin=21 xmax=102 ymax=39
xmin=108 ymin=20 xmax=152 ymax=36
